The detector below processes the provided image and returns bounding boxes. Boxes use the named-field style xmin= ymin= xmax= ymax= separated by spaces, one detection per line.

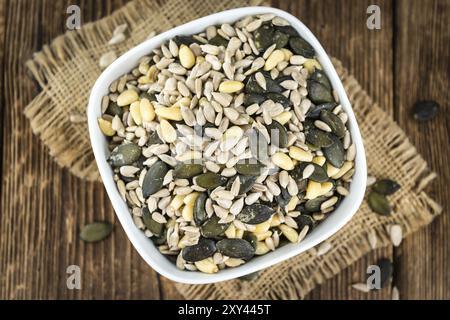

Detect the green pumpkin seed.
xmin=142 ymin=207 xmax=164 ymax=236
xmin=235 ymin=160 xmax=265 ymax=176
xmin=237 ymin=204 xmax=274 ymax=224
xmin=297 ymin=179 xmax=308 ymax=194
xmin=243 ymin=93 xmax=267 ymax=106
xmin=142 ymin=161 xmax=169 ymax=198
xmin=227 ymin=175 xmax=258 ymax=195
xmin=323 ymin=135 xmax=345 ymax=168
xmin=105 ymin=101 xmax=123 ymax=117
xmin=174 ymin=35 xmax=198 ymax=46
xmin=182 ymin=238 xmax=217 ymax=262
xmin=289 ymin=36 xmax=315 ymax=58
xmin=248 ymin=129 xmax=269 ymax=161
xmin=307 ymin=80 xmax=334 ymax=104
xmin=140 ymin=92 xmax=156 ymax=101
xmin=304 ymin=196 xmax=329 ymax=212
xmin=265 ymin=120 xmax=288 ymax=148
xmin=109 ymin=143 xmax=141 ymax=167
xmin=254 ymin=24 xmax=274 ymax=51
xmin=274 ymin=25 xmax=299 ymax=37
xmin=196 ymin=172 xmax=227 ymax=189
xmin=413 ymin=100 xmax=439 ymax=121
xmin=243 ymin=232 xmax=258 ymax=250
xmin=275 ymin=187 xmax=292 ymax=208
xmin=294 ymin=215 xmax=315 ymax=230
xmin=372 ymin=179 xmax=401 ymax=195
xmin=292 ymin=162 xmax=328 ymax=183
xmin=193 ymin=193 xmax=208 ymax=226
xmin=368 ymin=192 xmax=391 ymax=216
xmin=152 ymin=228 xmax=167 ymax=245
xmin=305 ymin=128 xmax=333 ymax=148
xmin=80 ymin=222 xmax=113 ymax=242
xmin=377 ymin=258 xmax=393 ymax=288
xmin=239 ymin=271 xmax=260 ymax=281
xmin=173 ymin=163 xmax=203 ymax=179
xmin=216 ymin=238 xmax=255 ymax=260
xmin=320 ymin=110 xmax=346 ymax=138
xmin=306 ymin=103 xmax=337 ymax=119
xmin=201 ymin=215 xmax=230 ymax=239
xmin=266 ymin=92 xmax=292 ymax=108
xmin=245 ymin=72 xmax=283 ymax=94
xmin=273 ymin=30 xmax=289 ymax=48
xmin=209 ymin=35 xmax=228 ymax=47
xmin=310 ymin=70 xmax=332 ymax=90
xmin=147 ymin=131 xmax=163 ymax=145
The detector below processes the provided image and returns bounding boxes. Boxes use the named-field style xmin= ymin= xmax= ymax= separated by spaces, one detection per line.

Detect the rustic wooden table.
xmin=0 ymin=0 xmax=448 ymax=299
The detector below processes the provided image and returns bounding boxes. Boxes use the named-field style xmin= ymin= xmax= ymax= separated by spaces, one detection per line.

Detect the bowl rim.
xmin=88 ymin=6 xmax=367 ymax=284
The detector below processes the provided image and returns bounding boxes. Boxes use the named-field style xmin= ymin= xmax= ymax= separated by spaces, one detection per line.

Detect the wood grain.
xmin=393 ymin=0 xmax=450 ymax=299
xmin=0 ymin=0 xmax=447 ymax=299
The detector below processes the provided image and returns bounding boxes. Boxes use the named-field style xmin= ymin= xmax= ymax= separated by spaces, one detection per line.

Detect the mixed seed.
xmin=367 ymin=178 xmax=401 ymax=216
xmin=98 ymin=14 xmax=356 ymax=273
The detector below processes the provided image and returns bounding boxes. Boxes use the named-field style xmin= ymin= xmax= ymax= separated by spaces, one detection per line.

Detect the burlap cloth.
xmin=24 ymin=0 xmax=442 ymax=299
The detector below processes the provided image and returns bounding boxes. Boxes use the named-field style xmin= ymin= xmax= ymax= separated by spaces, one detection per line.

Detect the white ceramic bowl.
xmin=88 ymin=6 xmax=367 ymax=284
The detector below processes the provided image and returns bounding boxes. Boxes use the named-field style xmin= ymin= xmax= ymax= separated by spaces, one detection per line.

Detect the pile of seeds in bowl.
xmin=98 ymin=13 xmax=356 ymax=274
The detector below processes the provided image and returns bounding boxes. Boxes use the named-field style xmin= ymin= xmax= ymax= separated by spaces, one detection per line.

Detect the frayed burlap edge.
xmin=174 ymin=59 xmax=442 ymax=300
xmin=22 ymin=0 xmax=442 ymax=300
xmin=24 ymin=0 xmax=265 ymax=181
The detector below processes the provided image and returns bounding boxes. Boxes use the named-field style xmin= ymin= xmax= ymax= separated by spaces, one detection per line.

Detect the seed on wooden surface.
xmin=413 ymin=100 xmax=439 ymax=121
xmin=377 ymin=258 xmax=394 ymax=288
xmin=80 ymin=222 xmax=113 ymax=242
xmin=351 ymin=283 xmax=370 ymax=293
xmin=392 ymin=286 xmax=400 ymax=300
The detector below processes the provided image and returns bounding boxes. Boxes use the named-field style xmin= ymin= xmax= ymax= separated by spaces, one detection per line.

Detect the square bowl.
xmin=88 ymin=6 xmax=367 ymax=284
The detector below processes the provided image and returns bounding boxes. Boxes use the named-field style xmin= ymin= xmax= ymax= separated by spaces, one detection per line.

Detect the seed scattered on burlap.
xmin=99 ymin=51 xmax=117 ymax=69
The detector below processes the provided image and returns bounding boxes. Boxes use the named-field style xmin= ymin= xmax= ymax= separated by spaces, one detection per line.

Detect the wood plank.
xmin=394 ymin=0 xmax=450 ymax=299
xmin=0 ymin=0 xmax=161 ymax=299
